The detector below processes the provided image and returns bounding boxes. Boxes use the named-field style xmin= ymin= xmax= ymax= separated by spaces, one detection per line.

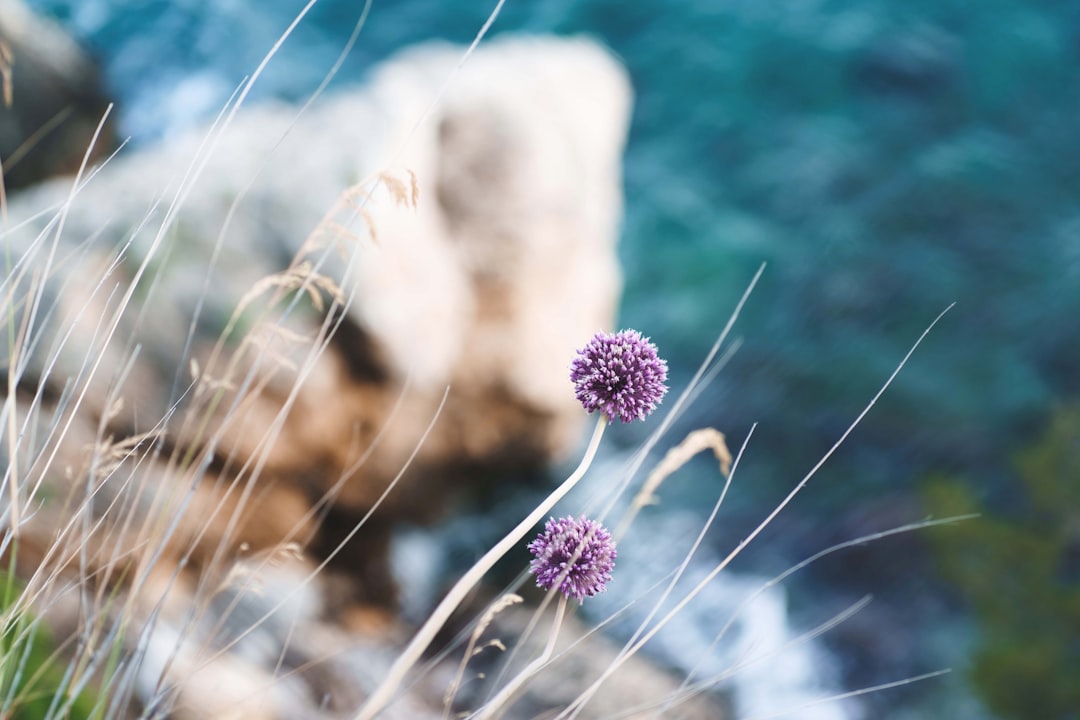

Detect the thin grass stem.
xmin=471 ymin=595 xmax=568 ymax=720
xmin=356 ymin=414 xmax=607 ymax=720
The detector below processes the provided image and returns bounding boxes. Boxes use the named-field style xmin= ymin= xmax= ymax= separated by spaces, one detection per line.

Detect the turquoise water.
xmin=27 ymin=1 xmax=1080 ymax=717
xmin=37 ymin=0 xmax=1074 ymax=480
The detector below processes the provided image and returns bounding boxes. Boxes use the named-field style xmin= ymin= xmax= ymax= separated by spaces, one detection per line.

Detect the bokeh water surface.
xmin=25 ymin=1 xmax=1080 ymax=717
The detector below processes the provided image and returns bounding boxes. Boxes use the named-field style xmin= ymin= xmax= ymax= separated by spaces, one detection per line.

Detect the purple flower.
xmin=528 ymin=516 xmax=616 ymax=602
xmin=570 ymin=329 xmax=668 ymax=423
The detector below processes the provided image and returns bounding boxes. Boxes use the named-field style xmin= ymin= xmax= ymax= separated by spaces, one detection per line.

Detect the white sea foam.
xmin=588 ymin=510 xmax=859 ymax=720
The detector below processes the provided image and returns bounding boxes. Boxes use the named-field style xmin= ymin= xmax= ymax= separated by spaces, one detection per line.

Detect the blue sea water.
xmin=26 ymin=0 xmax=1080 ymax=717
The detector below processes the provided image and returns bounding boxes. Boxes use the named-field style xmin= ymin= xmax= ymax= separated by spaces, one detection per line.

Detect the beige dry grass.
xmin=0 ymin=4 xmax=967 ymax=719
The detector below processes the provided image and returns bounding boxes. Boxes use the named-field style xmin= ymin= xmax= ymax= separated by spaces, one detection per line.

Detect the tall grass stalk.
xmin=554 ymin=303 xmax=955 ymax=719
xmin=471 ymin=594 xmax=568 ymax=720
xmin=0 ymin=0 xmax=965 ymax=715
xmin=356 ymin=415 xmax=608 ymax=720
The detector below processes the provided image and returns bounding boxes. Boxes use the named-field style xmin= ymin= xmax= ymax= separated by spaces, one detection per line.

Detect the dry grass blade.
xmin=91 ymin=429 xmax=163 ymax=480
xmin=377 ymin=170 xmax=417 ymax=208
xmin=300 ymin=181 xmax=379 ymax=256
xmin=741 ymin=670 xmax=951 ymax=720
xmin=213 ymin=542 xmax=304 ymax=599
xmin=615 ymin=428 xmax=732 ymax=541
xmin=236 ymin=323 xmax=318 ymax=373
xmin=443 ymin=593 xmax=523 ymax=718
xmin=298 ymin=166 xmax=418 ymax=258
xmin=558 ymin=304 xmax=955 ymax=719
xmin=407 ymin=169 xmax=420 ymax=206
xmin=638 ymin=428 xmax=731 ymax=508
xmin=236 ymin=261 xmax=344 ymax=316
xmin=0 ymin=40 xmax=11 ymax=108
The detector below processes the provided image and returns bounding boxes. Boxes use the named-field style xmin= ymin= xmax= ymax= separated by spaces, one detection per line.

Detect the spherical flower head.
xmin=528 ymin=515 xmax=616 ymax=603
xmin=570 ymin=329 xmax=668 ymax=423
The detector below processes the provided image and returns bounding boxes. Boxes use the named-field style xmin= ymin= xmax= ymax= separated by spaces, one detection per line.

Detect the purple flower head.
xmin=570 ymin=329 xmax=668 ymax=423
xmin=528 ymin=515 xmax=616 ymax=603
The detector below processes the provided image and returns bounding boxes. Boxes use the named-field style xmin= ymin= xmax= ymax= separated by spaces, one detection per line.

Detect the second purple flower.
xmin=528 ymin=515 xmax=616 ymax=603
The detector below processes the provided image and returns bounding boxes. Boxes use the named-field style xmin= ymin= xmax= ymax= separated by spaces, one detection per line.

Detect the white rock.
xmin=2 ymin=34 xmax=635 ymax=719
xmin=3 ymin=34 xmax=631 ymax=459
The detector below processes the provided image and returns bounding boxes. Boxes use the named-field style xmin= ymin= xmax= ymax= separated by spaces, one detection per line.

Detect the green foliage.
xmin=0 ymin=571 xmax=99 ymax=720
xmin=923 ymin=406 xmax=1080 ymax=719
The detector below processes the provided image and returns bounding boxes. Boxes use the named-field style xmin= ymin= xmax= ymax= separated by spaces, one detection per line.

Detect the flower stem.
xmin=355 ymin=415 xmax=608 ymax=719
xmin=472 ymin=594 xmax=567 ymax=719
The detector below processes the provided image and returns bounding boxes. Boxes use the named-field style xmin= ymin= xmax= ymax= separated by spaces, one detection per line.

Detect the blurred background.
xmin=15 ymin=0 xmax=1080 ymax=718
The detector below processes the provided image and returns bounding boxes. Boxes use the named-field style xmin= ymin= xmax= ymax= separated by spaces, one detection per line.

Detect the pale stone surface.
xmin=4 ymin=33 xmax=628 ymax=470
xmin=1 ymin=33 xmax=674 ymax=719
xmin=3 ymin=34 xmax=630 ymax=520
xmin=132 ymin=557 xmax=731 ymax=719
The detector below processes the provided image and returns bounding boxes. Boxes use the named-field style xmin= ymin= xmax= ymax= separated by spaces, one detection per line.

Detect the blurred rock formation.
xmin=0 ymin=34 xmax=724 ymax=718
xmin=0 ymin=0 xmax=115 ymax=190
xmin=4 ymin=32 xmax=628 ymax=590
